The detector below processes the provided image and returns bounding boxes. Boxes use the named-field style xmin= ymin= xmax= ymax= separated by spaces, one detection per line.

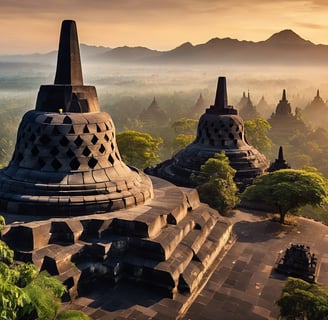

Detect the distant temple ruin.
xmin=148 ymin=77 xmax=269 ymax=188
xmin=1 ymin=20 xmax=231 ymax=302
xmin=238 ymin=91 xmax=260 ymax=120
xmin=268 ymin=89 xmax=308 ymax=141
xmin=139 ymin=97 xmax=168 ymax=126
xmin=302 ymin=89 xmax=328 ymax=128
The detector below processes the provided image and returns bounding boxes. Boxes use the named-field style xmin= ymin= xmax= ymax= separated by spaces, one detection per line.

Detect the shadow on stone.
xmin=79 ymin=279 xmax=165 ymax=312
xmin=233 ymin=220 xmax=290 ymax=243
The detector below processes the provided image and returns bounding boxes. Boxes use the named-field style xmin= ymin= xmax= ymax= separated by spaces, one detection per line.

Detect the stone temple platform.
xmin=2 ymin=176 xmax=231 ymax=300
xmin=0 ymin=20 xmax=232 ymax=318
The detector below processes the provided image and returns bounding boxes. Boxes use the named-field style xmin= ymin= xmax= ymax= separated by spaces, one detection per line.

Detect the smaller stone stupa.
xmin=148 ymin=77 xmax=269 ymax=188
xmin=268 ymin=146 xmax=291 ymax=172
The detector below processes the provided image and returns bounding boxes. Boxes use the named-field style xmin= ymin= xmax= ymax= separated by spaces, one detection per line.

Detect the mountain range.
xmin=1 ymin=29 xmax=328 ymax=65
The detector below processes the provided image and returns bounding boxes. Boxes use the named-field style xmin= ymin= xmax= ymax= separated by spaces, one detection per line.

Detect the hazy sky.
xmin=1 ymin=0 xmax=328 ymax=54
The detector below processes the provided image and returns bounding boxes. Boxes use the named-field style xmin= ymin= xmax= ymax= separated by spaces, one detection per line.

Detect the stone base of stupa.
xmin=1 ymin=176 xmax=231 ymax=300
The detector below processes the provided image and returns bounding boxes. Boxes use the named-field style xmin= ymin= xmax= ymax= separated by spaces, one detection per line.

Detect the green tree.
xmin=192 ymin=152 xmax=239 ymax=214
xmin=244 ymin=118 xmax=272 ymax=152
xmin=116 ymin=130 xmax=163 ymax=169
xmin=172 ymin=134 xmax=195 ymax=154
xmin=276 ymin=277 xmax=328 ymax=320
xmin=241 ymin=168 xmax=328 ymax=223
xmin=0 ymin=217 xmax=90 ymax=320
xmin=171 ymin=118 xmax=198 ymax=135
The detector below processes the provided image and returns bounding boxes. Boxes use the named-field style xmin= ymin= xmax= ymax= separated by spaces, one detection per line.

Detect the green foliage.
xmin=171 ymin=118 xmax=198 ymax=135
xmin=244 ymin=118 xmax=272 ymax=152
xmin=242 ymin=169 xmax=328 ymax=223
xmin=192 ymin=152 xmax=239 ymax=214
xmin=172 ymin=133 xmax=195 ymax=153
xmin=56 ymin=310 xmax=91 ymax=320
xmin=116 ymin=130 xmax=163 ymax=169
xmin=276 ymin=277 xmax=328 ymax=320
xmin=0 ymin=240 xmax=14 ymax=265
xmin=0 ymin=215 xmax=5 ymax=234
xmin=23 ymin=271 xmax=65 ymax=320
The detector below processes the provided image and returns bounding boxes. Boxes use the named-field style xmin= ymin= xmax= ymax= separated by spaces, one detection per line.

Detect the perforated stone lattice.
xmin=12 ymin=111 xmax=122 ymax=172
xmin=196 ymin=114 xmax=245 ymax=148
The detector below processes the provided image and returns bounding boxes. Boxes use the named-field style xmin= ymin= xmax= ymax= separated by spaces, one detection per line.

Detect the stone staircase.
xmin=2 ymin=177 xmax=232 ymax=299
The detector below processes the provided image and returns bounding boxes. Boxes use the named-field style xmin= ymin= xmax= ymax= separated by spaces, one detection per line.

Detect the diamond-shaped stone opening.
xmin=51 ymin=158 xmax=62 ymax=170
xmin=70 ymin=157 xmax=80 ymax=170
xmin=63 ymin=116 xmax=72 ymax=124
xmin=44 ymin=117 xmax=52 ymax=124
xmin=105 ymin=123 xmax=109 ymax=130
xmin=69 ymin=126 xmax=75 ymax=134
xmin=104 ymin=134 xmax=109 ymax=142
xmin=30 ymin=133 xmax=36 ymax=142
xmin=91 ymin=135 xmax=99 ymax=145
xmin=110 ymin=142 xmax=115 ymax=151
xmin=50 ymin=146 xmax=59 ymax=156
xmin=66 ymin=149 xmax=75 ymax=157
xmin=108 ymin=154 xmax=115 ymax=165
xmin=74 ymin=136 xmax=83 ymax=147
xmin=60 ymin=136 xmax=70 ymax=146
xmin=88 ymin=157 xmax=98 ymax=169
xmin=83 ymin=125 xmax=90 ymax=133
xmin=31 ymin=146 xmax=39 ymax=156
xmin=99 ymin=144 xmax=106 ymax=154
xmin=115 ymin=152 xmax=121 ymax=161
xmin=82 ymin=146 xmax=91 ymax=157
xmin=40 ymin=134 xmax=51 ymax=144
xmin=96 ymin=125 xmax=101 ymax=133
xmin=38 ymin=158 xmax=45 ymax=168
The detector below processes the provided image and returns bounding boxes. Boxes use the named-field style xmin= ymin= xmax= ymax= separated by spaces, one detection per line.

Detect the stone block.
xmin=178 ymin=260 xmax=205 ymax=294
xmin=49 ymin=220 xmax=83 ymax=244
xmin=2 ymin=222 xmax=51 ymax=251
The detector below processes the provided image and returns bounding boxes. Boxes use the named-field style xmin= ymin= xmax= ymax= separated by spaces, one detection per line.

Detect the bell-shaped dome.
xmin=147 ymin=77 xmax=269 ymax=188
xmin=0 ymin=20 xmax=153 ymax=215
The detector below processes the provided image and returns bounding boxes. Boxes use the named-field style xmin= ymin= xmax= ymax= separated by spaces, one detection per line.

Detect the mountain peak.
xmin=265 ymin=29 xmax=313 ymax=45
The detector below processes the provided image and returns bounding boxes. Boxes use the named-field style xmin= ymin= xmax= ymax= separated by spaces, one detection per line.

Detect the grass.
xmin=294 ymin=205 xmax=328 ymax=225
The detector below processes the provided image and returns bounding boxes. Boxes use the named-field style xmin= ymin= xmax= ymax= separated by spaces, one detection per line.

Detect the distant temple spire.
xmin=317 ymin=89 xmax=320 ymax=98
xmin=268 ymin=146 xmax=291 ymax=172
xmin=282 ymin=89 xmax=287 ymax=101
xmin=278 ymin=146 xmax=284 ymax=162
xmin=54 ymin=20 xmax=83 ymax=85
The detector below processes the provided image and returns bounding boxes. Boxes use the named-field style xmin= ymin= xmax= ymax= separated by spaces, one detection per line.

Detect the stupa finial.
xmin=210 ymin=76 xmax=237 ymax=115
xmin=54 ymin=20 xmax=83 ymax=85
xmin=214 ymin=77 xmax=228 ymax=110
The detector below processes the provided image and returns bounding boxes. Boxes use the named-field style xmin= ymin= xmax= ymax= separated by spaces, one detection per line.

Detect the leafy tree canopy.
xmin=171 ymin=118 xmax=198 ymax=135
xmin=277 ymin=277 xmax=328 ymax=320
xmin=192 ymin=152 xmax=239 ymax=214
xmin=245 ymin=118 xmax=272 ymax=152
xmin=241 ymin=168 xmax=328 ymax=223
xmin=116 ymin=130 xmax=163 ymax=169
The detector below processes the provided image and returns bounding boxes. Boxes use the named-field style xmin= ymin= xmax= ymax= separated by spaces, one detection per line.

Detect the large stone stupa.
xmin=0 ymin=20 xmax=153 ymax=216
xmin=1 ymin=20 xmax=231 ymax=307
xmin=148 ymin=77 xmax=269 ymax=188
